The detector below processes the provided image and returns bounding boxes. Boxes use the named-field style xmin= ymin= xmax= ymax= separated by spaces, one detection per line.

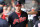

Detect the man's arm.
xmin=27 ymin=11 xmax=38 ymax=14
xmin=26 ymin=24 xmax=28 ymax=27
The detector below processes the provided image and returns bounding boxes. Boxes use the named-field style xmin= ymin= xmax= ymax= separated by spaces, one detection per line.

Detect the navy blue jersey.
xmin=35 ymin=20 xmax=40 ymax=27
xmin=8 ymin=11 xmax=28 ymax=27
xmin=0 ymin=18 xmax=8 ymax=27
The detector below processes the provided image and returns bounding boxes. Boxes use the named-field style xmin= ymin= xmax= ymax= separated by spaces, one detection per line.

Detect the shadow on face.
xmin=15 ymin=5 xmax=21 ymax=11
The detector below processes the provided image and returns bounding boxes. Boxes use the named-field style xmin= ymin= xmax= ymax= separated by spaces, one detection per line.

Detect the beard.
xmin=15 ymin=9 xmax=22 ymax=13
xmin=17 ymin=9 xmax=21 ymax=12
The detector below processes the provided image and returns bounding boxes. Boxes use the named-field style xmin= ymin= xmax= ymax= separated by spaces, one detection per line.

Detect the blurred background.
xmin=5 ymin=0 xmax=40 ymax=8
xmin=4 ymin=0 xmax=40 ymax=12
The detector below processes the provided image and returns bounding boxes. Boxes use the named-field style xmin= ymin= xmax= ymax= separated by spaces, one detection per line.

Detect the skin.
xmin=27 ymin=11 xmax=38 ymax=14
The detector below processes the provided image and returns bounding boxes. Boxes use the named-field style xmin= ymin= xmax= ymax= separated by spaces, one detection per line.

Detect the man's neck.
xmin=15 ymin=10 xmax=22 ymax=13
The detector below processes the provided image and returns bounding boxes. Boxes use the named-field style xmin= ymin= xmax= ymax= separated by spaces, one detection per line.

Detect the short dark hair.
xmin=14 ymin=1 xmax=21 ymax=6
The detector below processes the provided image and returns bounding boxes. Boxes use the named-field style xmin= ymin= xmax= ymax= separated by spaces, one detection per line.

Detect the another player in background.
xmin=0 ymin=0 xmax=8 ymax=27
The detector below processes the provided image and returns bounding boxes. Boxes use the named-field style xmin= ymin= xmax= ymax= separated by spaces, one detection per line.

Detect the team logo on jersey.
xmin=13 ymin=19 xmax=19 ymax=24
xmin=19 ymin=17 xmax=26 ymax=22
xmin=13 ymin=17 xmax=26 ymax=24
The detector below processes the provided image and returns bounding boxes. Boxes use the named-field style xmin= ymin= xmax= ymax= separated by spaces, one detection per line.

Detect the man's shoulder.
xmin=22 ymin=11 xmax=27 ymax=14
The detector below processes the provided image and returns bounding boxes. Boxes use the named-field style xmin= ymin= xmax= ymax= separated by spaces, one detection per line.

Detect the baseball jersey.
xmin=8 ymin=11 xmax=28 ymax=27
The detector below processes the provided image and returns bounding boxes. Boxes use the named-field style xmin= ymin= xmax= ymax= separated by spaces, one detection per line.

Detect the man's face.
xmin=15 ymin=5 xmax=21 ymax=11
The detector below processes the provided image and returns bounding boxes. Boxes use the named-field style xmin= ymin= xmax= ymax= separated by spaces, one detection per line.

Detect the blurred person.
xmin=0 ymin=0 xmax=8 ymax=27
xmin=27 ymin=8 xmax=40 ymax=25
xmin=2 ymin=5 xmax=7 ymax=20
xmin=35 ymin=16 xmax=40 ymax=27
xmin=3 ymin=5 xmax=11 ymax=15
xmin=8 ymin=1 xmax=28 ymax=27
xmin=27 ymin=0 xmax=40 ymax=25
xmin=2 ymin=5 xmax=11 ymax=20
